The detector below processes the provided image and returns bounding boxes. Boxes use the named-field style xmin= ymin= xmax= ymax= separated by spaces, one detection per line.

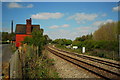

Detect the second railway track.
xmin=46 ymin=45 xmax=120 ymax=80
xmin=51 ymin=46 xmax=120 ymax=69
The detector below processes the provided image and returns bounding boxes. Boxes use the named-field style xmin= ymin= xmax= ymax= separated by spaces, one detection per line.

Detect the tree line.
xmin=52 ymin=21 xmax=119 ymax=60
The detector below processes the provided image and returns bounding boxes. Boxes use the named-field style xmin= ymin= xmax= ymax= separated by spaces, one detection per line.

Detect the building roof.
xmin=15 ymin=24 xmax=40 ymax=34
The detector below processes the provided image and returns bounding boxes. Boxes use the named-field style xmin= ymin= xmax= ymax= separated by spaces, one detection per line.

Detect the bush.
xmin=72 ymin=40 xmax=118 ymax=52
xmin=82 ymin=40 xmax=95 ymax=51
xmin=94 ymin=41 xmax=118 ymax=51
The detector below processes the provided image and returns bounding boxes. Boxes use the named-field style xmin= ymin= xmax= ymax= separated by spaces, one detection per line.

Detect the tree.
xmin=72 ymin=41 xmax=82 ymax=47
xmin=1 ymin=32 xmax=15 ymax=41
xmin=44 ymin=35 xmax=52 ymax=44
xmin=2 ymin=32 xmax=9 ymax=41
xmin=22 ymin=36 xmax=33 ymax=45
xmin=75 ymin=34 xmax=93 ymax=41
xmin=93 ymin=22 xmax=118 ymax=41
xmin=23 ymin=28 xmax=49 ymax=56
xmin=53 ymin=39 xmax=72 ymax=46
xmin=32 ymin=28 xmax=45 ymax=56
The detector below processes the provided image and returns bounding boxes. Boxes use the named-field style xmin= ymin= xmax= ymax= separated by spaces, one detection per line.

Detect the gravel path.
xmin=46 ymin=50 xmax=99 ymax=78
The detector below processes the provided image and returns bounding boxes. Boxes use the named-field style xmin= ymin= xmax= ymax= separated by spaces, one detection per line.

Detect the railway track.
xmin=51 ymin=46 xmax=120 ymax=69
xmin=46 ymin=46 xmax=120 ymax=80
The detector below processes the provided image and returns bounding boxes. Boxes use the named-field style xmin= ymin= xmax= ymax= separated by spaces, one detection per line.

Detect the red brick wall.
xmin=16 ymin=34 xmax=31 ymax=47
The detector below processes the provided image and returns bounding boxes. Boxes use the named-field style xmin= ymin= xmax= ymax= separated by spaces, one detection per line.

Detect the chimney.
xmin=11 ymin=20 xmax=13 ymax=33
xmin=26 ymin=18 xmax=32 ymax=34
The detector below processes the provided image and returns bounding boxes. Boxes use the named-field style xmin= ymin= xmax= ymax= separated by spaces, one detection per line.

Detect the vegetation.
xmin=54 ymin=21 xmax=119 ymax=61
xmin=22 ymin=28 xmax=52 ymax=56
xmin=52 ymin=39 xmax=72 ymax=46
xmin=1 ymin=32 xmax=15 ymax=41
xmin=0 ymin=32 xmax=15 ymax=44
xmin=93 ymin=22 xmax=118 ymax=41
xmin=23 ymin=45 xmax=59 ymax=79
xmin=22 ymin=28 xmax=59 ymax=79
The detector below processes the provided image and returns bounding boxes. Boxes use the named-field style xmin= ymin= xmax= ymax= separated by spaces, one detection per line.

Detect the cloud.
xmin=45 ymin=26 xmax=96 ymax=40
xmin=45 ymin=19 xmax=113 ymax=40
xmin=76 ymin=26 xmax=98 ymax=35
xmin=101 ymin=13 xmax=107 ymax=17
xmin=46 ymin=19 xmax=114 ymax=40
xmin=67 ymin=13 xmax=98 ymax=24
xmin=8 ymin=2 xmax=33 ymax=8
xmin=2 ymin=0 xmax=21 ymax=2
xmin=2 ymin=27 xmax=10 ymax=33
xmin=44 ymin=29 xmax=77 ymax=40
xmin=92 ymin=21 xmax=104 ymax=26
xmin=8 ymin=2 xmax=22 ymax=8
xmin=14 ymin=0 xmax=21 ymax=1
xmin=49 ymin=24 xmax=70 ymax=29
xmin=26 ymin=4 xmax=33 ymax=8
xmin=61 ymin=24 xmax=70 ymax=28
xmin=49 ymin=25 xmax=59 ymax=29
xmin=31 ymin=12 xmax=64 ymax=20
xmin=92 ymin=19 xmax=113 ymax=26
xmin=112 ymin=6 xmax=120 ymax=11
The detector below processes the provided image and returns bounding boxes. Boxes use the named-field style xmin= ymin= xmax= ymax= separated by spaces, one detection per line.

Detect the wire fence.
xmin=9 ymin=44 xmax=38 ymax=79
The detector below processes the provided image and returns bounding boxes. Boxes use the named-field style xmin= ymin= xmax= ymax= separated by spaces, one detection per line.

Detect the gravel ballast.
xmin=46 ymin=50 xmax=99 ymax=78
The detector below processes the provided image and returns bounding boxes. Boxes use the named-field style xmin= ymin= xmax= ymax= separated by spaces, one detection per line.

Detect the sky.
xmin=1 ymin=2 xmax=119 ymax=40
xmin=1 ymin=0 xmax=120 ymax=2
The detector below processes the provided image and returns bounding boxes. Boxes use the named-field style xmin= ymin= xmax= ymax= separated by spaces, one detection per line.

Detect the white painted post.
xmin=82 ymin=47 xmax=85 ymax=53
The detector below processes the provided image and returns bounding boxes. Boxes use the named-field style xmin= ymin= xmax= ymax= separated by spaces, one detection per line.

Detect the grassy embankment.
xmin=23 ymin=45 xmax=59 ymax=79
xmin=55 ymin=44 xmax=119 ymax=61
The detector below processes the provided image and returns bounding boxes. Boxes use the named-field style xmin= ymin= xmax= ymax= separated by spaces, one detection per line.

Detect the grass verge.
xmin=23 ymin=45 xmax=60 ymax=79
xmin=55 ymin=44 xmax=119 ymax=61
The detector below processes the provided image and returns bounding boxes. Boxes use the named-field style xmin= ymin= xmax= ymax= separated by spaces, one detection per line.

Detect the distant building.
xmin=72 ymin=46 xmax=78 ymax=49
xmin=15 ymin=18 xmax=40 ymax=47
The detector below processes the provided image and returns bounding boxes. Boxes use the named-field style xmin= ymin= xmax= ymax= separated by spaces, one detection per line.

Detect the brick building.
xmin=15 ymin=18 xmax=40 ymax=47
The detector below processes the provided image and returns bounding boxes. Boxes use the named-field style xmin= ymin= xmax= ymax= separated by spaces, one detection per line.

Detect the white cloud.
xmin=2 ymin=27 xmax=10 ymax=33
xmin=8 ymin=2 xmax=33 ymax=8
xmin=45 ymin=26 xmax=96 ymax=40
xmin=92 ymin=21 xmax=104 ymax=26
xmin=49 ymin=25 xmax=59 ymax=29
xmin=67 ymin=13 xmax=98 ymax=24
xmin=105 ymin=19 xmax=113 ymax=23
xmin=61 ymin=24 xmax=70 ymax=28
xmin=45 ymin=29 xmax=77 ymax=40
xmin=92 ymin=19 xmax=113 ymax=26
xmin=46 ymin=19 xmax=114 ymax=40
xmin=101 ymin=13 xmax=107 ymax=17
xmin=31 ymin=12 xmax=64 ymax=20
xmin=8 ymin=2 xmax=22 ymax=8
xmin=2 ymin=0 xmax=21 ymax=2
xmin=26 ymin=4 xmax=33 ymax=8
xmin=76 ymin=26 xmax=98 ymax=35
xmin=49 ymin=24 xmax=70 ymax=29
xmin=14 ymin=0 xmax=21 ymax=1
xmin=112 ymin=6 xmax=120 ymax=11
xmin=45 ymin=18 xmax=113 ymax=40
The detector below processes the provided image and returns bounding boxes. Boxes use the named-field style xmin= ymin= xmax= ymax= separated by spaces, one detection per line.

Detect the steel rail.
xmin=46 ymin=46 xmax=120 ymax=80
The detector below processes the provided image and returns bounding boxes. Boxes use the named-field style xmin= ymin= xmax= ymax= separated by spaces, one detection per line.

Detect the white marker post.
xmin=82 ymin=47 xmax=85 ymax=53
